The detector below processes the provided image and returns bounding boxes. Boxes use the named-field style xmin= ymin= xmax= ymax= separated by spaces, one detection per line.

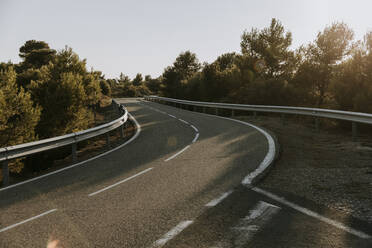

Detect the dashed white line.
xmin=0 ymin=209 xmax=57 ymax=233
xmin=164 ymin=145 xmax=190 ymax=162
xmin=0 ymin=112 xmax=141 ymax=192
xmin=141 ymin=103 xmax=200 ymax=161
xmin=151 ymin=220 xmax=193 ymax=247
xmin=88 ymin=168 xmax=153 ymax=196
xmin=205 ymin=190 xmax=233 ymax=207
xmin=252 ymin=187 xmax=372 ymax=239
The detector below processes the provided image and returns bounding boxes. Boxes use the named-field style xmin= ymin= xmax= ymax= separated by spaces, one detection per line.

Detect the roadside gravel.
xmin=237 ymin=115 xmax=372 ymax=223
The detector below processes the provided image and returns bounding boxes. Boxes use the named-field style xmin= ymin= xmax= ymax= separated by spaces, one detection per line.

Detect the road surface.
xmin=0 ymin=98 xmax=370 ymax=247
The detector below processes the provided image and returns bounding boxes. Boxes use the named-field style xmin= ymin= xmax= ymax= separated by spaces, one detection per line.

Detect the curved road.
xmin=0 ymin=98 xmax=371 ymax=247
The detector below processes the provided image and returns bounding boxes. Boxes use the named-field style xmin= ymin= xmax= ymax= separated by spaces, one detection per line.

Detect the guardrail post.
xmin=120 ymin=124 xmax=125 ymax=139
xmin=231 ymin=109 xmax=235 ymax=117
xmin=2 ymin=160 xmax=9 ymax=186
xmin=72 ymin=143 xmax=77 ymax=163
xmin=253 ymin=111 xmax=257 ymax=118
xmin=203 ymin=107 xmax=206 ymax=113
xmin=352 ymin=122 xmax=357 ymax=141
xmin=215 ymin=108 xmax=219 ymax=116
xmin=281 ymin=114 xmax=285 ymax=125
xmin=315 ymin=117 xmax=319 ymax=132
xmin=106 ymin=132 xmax=111 ymax=149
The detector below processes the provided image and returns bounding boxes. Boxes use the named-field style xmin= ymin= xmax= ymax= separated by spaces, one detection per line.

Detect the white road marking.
xmin=178 ymin=118 xmax=189 ymax=125
xmin=141 ymin=102 xmax=200 ymax=160
xmin=164 ymin=145 xmax=190 ymax=162
xmin=160 ymin=104 xmax=372 ymax=240
xmin=192 ymin=133 xmax=199 ymax=143
xmin=190 ymin=124 xmax=198 ymax=132
xmin=252 ymin=187 xmax=372 ymax=239
xmin=152 ymin=220 xmax=193 ymax=247
xmin=0 ymin=112 xmax=141 ymax=192
xmin=210 ymin=201 xmax=280 ymax=248
xmin=0 ymin=209 xmax=57 ymax=233
xmin=205 ymin=190 xmax=233 ymax=207
xmin=88 ymin=168 xmax=153 ymax=196
xmin=230 ymin=201 xmax=280 ymax=247
xmin=162 ymin=108 xmax=275 ymax=185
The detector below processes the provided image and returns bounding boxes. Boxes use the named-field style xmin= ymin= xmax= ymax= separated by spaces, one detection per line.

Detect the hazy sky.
xmin=1 ymin=0 xmax=372 ymax=79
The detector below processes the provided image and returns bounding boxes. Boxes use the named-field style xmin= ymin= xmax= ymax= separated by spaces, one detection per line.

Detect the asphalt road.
xmin=0 ymin=98 xmax=371 ymax=248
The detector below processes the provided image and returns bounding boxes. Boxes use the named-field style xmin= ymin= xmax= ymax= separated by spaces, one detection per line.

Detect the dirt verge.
xmin=236 ymin=114 xmax=372 ymax=223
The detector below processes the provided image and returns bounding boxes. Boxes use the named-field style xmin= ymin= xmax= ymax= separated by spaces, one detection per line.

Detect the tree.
xmin=300 ymin=22 xmax=354 ymax=106
xmin=132 ymin=73 xmax=143 ymax=86
xmin=100 ymin=80 xmax=111 ymax=96
xmin=16 ymin=40 xmax=56 ymax=89
xmin=144 ymin=75 xmax=162 ymax=95
xmin=18 ymin=40 xmax=56 ymax=69
xmin=240 ymin=18 xmax=295 ymax=80
xmin=0 ymin=67 xmax=41 ymax=174
xmin=332 ymin=32 xmax=372 ymax=113
xmin=29 ymin=47 xmax=98 ymax=138
xmin=162 ymin=51 xmax=201 ymax=97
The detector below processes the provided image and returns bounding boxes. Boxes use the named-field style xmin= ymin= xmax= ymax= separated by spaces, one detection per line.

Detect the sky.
xmin=1 ymin=0 xmax=372 ymax=79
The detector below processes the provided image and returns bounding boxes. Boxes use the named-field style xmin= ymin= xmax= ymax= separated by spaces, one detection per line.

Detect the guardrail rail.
xmin=1 ymin=100 xmax=129 ymax=186
xmin=145 ymin=95 xmax=371 ymax=141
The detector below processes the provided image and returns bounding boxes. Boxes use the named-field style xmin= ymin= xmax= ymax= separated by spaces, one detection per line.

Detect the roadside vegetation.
xmin=128 ymin=19 xmax=372 ymax=115
xmin=0 ymin=40 xmax=112 ymax=177
xmin=2 ymin=18 xmax=372 ymax=181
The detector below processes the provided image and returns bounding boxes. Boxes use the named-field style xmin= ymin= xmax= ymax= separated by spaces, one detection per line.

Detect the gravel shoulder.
xmin=237 ymin=115 xmax=372 ymax=223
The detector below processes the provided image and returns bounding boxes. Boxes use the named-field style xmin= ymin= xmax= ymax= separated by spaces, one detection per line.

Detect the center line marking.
xmin=205 ymin=190 xmax=233 ymax=207
xmin=168 ymin=114 xmax=176 ymax=118
xmin=151 ymin=220 xmax=193 ymax=247
xmin=252 ymin=187 xmax=372 ymax=239
xmin=88 ymin=168 xmax=153 ymax=196
xmin=0 ymin=209 xmax=57 ymax=233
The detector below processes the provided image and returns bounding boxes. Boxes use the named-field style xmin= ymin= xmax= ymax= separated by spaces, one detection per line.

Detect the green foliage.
xmin=100 ymin=80 xmax=111 ymax=96
xmin=241 ymin=18 xmax=295 ymax=80
xmin=162 ymin=51 xmax=201 ymax=98
xmin=0 ymin=67 xmax=41 ymax=173
xmin=29 ymin=47 xmax=98 ymax=138
xmin=297 ymin=22 xmax=354 ymax=106
xmin=132 ymin=73 xmax=143 ymax=86
xmin=18 ymin=40 xmax=56 ymax=70
xmin=332 ymin=32 xmax=372 ymax=113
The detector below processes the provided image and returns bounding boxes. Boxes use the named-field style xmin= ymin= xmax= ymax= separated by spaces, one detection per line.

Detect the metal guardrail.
xmin=145 ymin=95 xmax=369 ymax=140
xmin=1 ymin=100 xmax=129 ymax=186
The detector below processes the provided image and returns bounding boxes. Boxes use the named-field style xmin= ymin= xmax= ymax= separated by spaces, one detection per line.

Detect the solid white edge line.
xmin=252 ymin=187 xmax=372 ymax=239
xmin=152 ymin=220 xmax=193 ymax=247
xmin=190 ymin=125 xmax=198 ymax=132
xmin=145 ymin=100 xmax=372 ymax=240
xmin=0 ymin=111 xmax=141 ymax=192
xmin=0 ymin=209 xmax=57 ymax=233
xmin=192 ymin=133 xmax=199 ymax=143
xmin=164 ymin=145 xmax=190 ymax=162
xmin=88 ymin=167 xmax=153 ymax=196
xmin=205 ymin=190 xmax=233 ymax=207
xmin=141 ymin=102 xmax=201 ymax=162
xmin=178 ymin=118 xmax=189 ymax=125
